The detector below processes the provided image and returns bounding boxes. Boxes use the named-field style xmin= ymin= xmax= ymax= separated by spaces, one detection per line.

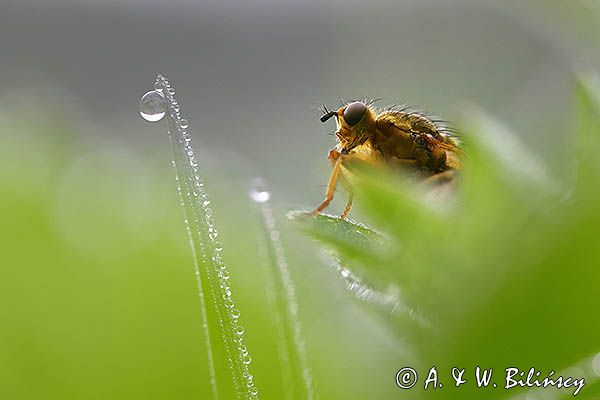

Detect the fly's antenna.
xmin=319 ymin=104 xmax=337 ymax=123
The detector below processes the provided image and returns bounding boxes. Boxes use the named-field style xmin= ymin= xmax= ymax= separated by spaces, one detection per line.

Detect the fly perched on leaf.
xmin=310 ymin=99 xmax=462 ymax=218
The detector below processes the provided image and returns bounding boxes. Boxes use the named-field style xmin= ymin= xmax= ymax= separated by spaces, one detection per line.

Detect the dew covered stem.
xmin=249 ymin=179 xmax=314 ymax=400
xmin=142 ymin=75 xmax=258 ymax=400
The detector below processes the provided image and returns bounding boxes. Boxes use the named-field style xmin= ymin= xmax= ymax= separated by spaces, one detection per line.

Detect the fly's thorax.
xmin=371 ymin=112 xmax=419 ymax=159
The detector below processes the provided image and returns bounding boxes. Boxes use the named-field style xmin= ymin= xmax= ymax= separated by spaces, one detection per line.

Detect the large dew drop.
xmin=139 ymin=90 xmax=166 ymax=122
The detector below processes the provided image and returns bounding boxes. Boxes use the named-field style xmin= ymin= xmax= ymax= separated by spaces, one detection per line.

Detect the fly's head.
xmin=320 ymin=101 xmax=376 ymax=152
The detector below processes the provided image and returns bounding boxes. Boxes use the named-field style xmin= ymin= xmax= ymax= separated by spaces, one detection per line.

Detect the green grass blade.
xmin=148 ymin=75 xmax=258 ymax=400
xmin=250 ymin=180 xmax=313 ymax=400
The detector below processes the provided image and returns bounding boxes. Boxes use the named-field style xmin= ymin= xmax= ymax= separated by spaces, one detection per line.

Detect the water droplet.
xmin=249 ymin=178 xmax=271 ymax=203
xmin=181 ymin=118 xmax=189 ymax=129
xmin=139 ymin=90 xmax=166 ymax=122
xmin=219 ymin=269 xmax=230 ymax=280
xmin=154 ymin=75 xmax=165 ymax=89
xmin=224 ymin=298 xmax=235 ymax=308
xmin=212 ymin=253 xmax=223 ymax=265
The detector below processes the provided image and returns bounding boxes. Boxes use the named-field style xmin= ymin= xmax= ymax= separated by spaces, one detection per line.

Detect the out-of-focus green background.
xmin=1 ymin=1 xmax=600 ymax=399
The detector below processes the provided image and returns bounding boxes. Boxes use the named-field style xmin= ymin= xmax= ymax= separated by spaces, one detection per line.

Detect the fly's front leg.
xmin=308 ymin=149 xmax=343 ymax=216
xmin=328 ymin=148 xmax=341 ymax=165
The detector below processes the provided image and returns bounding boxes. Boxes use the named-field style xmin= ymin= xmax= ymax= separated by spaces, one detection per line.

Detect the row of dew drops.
xmin=140 ymin=75 xmax=258 ymax=399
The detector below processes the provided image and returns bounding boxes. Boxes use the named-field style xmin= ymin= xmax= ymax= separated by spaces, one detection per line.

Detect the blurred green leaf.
xmin=287 ymin=210 xmax=385 ymax=269
xmin=293 ymin=77 xmax=600 ymax=400
xmin=575 ymin=72 xmax=600 ymax=200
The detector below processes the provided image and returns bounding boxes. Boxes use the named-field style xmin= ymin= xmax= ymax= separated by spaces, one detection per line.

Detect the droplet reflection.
xmin=139 ymin=90 xmax=166 ymax=122
xmin=249 ymin=178 xmax=271 ymax=203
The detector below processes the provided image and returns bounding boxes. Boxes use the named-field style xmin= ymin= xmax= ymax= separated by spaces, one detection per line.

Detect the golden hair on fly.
xmin=311 ymin=98 xmax=461 ymax=218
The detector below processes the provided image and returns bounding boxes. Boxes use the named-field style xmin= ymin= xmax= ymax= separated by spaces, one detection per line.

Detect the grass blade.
xmin=250 ymin=179 xmax=314 ymax=400
xmin=144 ymin=75 xmax=258 ymax=399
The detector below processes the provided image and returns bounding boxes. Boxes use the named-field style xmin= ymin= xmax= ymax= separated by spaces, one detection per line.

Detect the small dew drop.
xmin=139 ymin=90 xmax=166 ymax=122
xmin=249 ymin=178 xmax=271 ymax=203
xmin=224 ymin=298 xmax=235 ymax=308
xmin=219 ymin=269 xmax=230 ymax=280
xmin=181 ymin=118 xmax=190 ymax=129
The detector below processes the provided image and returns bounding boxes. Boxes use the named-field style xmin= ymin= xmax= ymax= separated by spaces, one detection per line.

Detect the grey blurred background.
xmin=2 ymin=0 xmax=599 ymax=207
xmin=1 ymin=1 xmax=600 ymax=399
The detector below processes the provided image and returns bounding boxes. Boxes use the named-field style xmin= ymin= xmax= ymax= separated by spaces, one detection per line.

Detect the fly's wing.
xmin=375 ymin=110 xmax=461 ymax=172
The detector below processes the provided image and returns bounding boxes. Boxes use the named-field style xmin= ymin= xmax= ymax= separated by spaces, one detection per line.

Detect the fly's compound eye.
xmin=343 ymin=101 xmax=367 ymax=126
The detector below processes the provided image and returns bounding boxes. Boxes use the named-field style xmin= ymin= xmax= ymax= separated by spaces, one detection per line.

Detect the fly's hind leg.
xmin=422 ymin=169 xmax=459 ymax=202
xmin=424 ymin=169 xmax=458 ymax=185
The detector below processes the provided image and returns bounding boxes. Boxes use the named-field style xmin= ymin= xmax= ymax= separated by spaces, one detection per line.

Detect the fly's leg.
xmin=308 ymin=149 xmax=343 ymax=216
xmin=327 ymin=148 xmax=341 ymax=165
xmin=424 ymin=169 xmax=458 ymax=185
xmin=421 ymin=169 xmax=458 ymax=202
xmin=310 ymin=157 xmax=342 ymax=215
xmin=340 ymin=190 xmax=354 ymax=219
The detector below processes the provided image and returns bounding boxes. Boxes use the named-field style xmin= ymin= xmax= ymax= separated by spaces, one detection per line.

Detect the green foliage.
xmin=294 ymin=77 xmax=600 ymax=399
xmin=3 ymin=77 xmax=600 ymax=400
xmin=157 ymin=76 xmax=258 ymax=400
